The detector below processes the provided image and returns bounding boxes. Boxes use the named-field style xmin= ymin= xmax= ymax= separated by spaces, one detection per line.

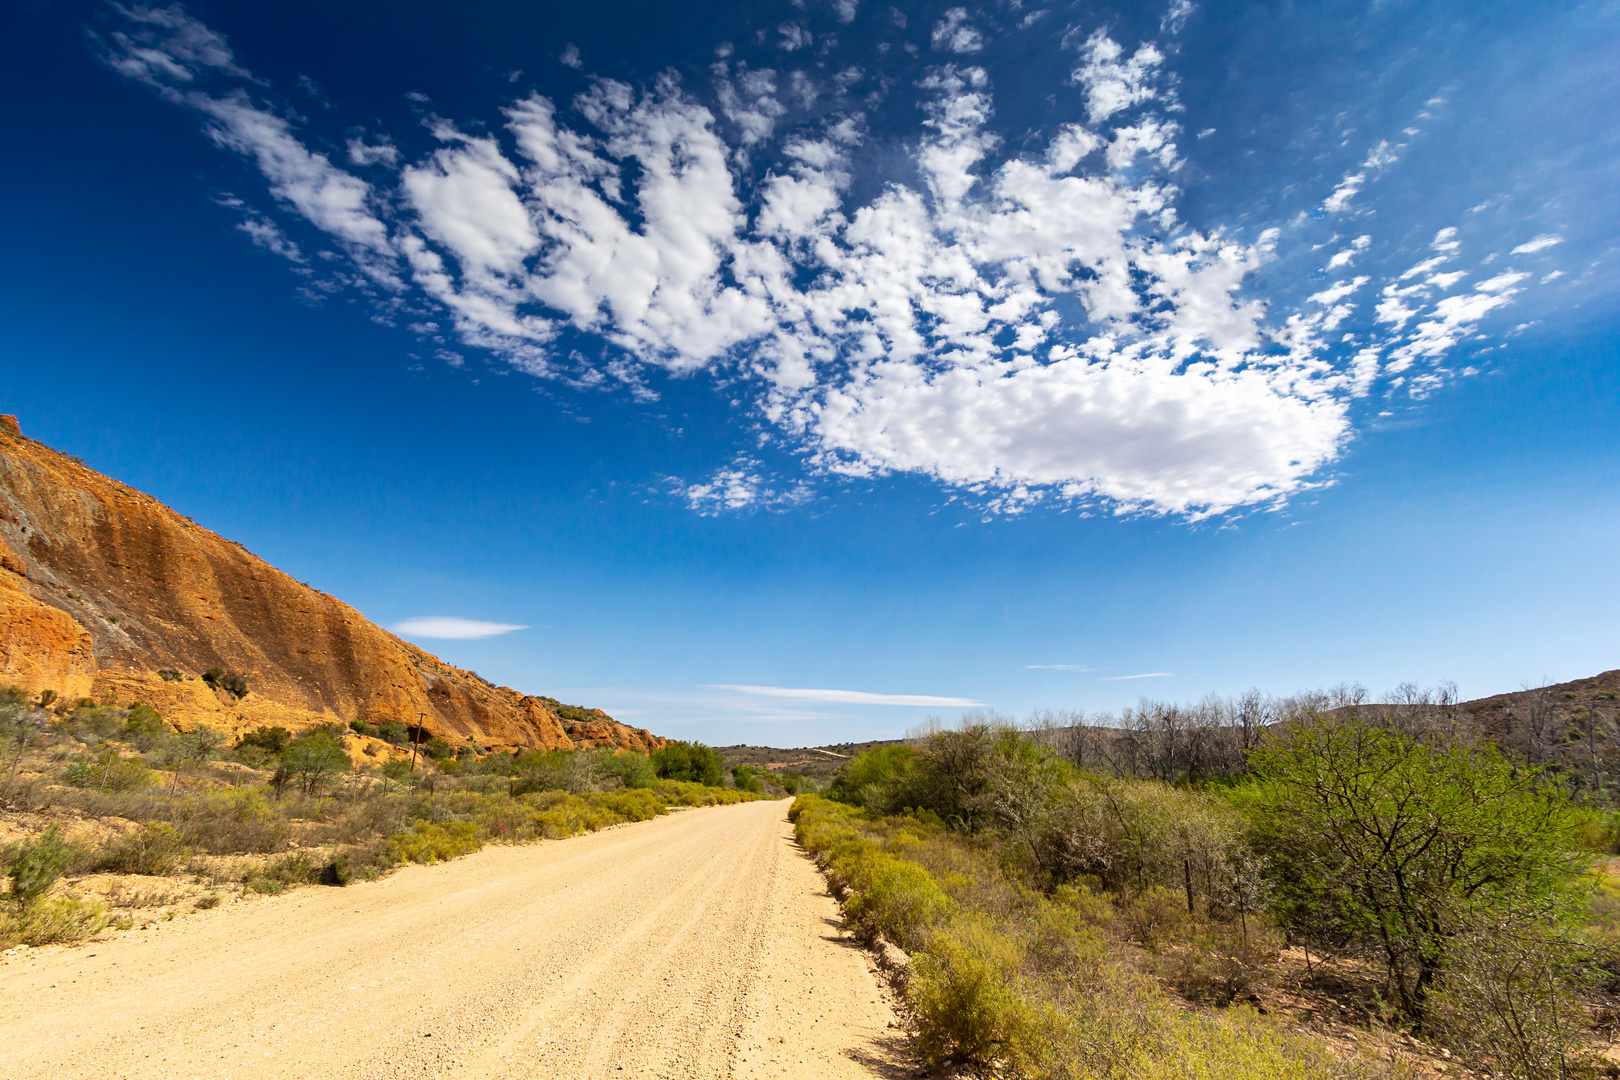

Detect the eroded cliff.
xmin=0 ymin=416 xmax=664 ymax=754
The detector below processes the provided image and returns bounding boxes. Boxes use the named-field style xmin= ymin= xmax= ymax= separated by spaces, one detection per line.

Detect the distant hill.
xmin=1345 ymin=669 xmax=1620 ymax=779
xmin=719 ymin=740 xmax=903 ymax=780
xmin=0 ymin=415 xmax=664 ymax=756
xmin=720 ymin=671 xmax=1620 ymax=784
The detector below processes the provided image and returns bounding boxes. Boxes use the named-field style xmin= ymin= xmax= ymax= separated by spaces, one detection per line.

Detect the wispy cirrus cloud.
xmin=98 ymin=3 xmax=1558 ymax=521
xmin=1099 ymin=671 xmax=1176 ymax=681
xmin=1511 ymin=234 xmax=1563 ymax=255
xmin=393 ymin=616 xmax=529 ymax=639
xmin=709 ymin=684 xmax=984 ymax=706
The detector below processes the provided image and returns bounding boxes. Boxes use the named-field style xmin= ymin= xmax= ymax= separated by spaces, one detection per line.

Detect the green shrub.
xmin=237 ymin=726 xmax=291 ymax=754
xmin=381 ymin=758 xmax=413 ymax=786
xmin=1119 ymin=887 xmax=1189 ymax=949
xmin=97 ymin=824 xmax=190 ymax=875
xmin=730 ymin=764 xmax=765 ymax=794
xmin=122 ymin=705 xmax=170 ymax=748
xmin=4 ymin=827 xmax=74 ymax=905
xmin=1248 ymin=718 xmax=1589 ymax=1020
xmin=594 ymin=750 xmax=655 ymax=789
xmin=829 ymin=744 xmax=917 ymax=809
xmin=62 ymin=748 xmax=152 ymax=792
xmin=157 ymin=668 xmax=184 ymax=682
xmin=424 ymin=737 xmax=453 ymax=761
xmin=791 ymin=793 xmax=1407 ymax=1080
xmin=202 ymin=668 xmax=249 ymax=699
xmin=377 ymin=721 xmax=408 ymax=746
xmin=279 ymin=731 xmax=351 ymax=795
xmin=651 ymin=741 xmax=725 ymax=786
xmin=911 ymin=913 xmax=1036 ymax=1073
xmin=58 ymin=705 xmax=128 ymax=743
xmin=0 ymin=897 xmax=108 ymax=947
xmin=391 ymin=820 xmax=481 ymax=865
xmin=511 ymin=749 xmax=593 ymax=795
xmin=844 ymin=852 xmax=954 ymax=949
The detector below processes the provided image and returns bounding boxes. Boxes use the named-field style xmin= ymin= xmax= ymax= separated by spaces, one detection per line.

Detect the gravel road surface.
xmin=0 ymin=799 xmax=911 ymax=1079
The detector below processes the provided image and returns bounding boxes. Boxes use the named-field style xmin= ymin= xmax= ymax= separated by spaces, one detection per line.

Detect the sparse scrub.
xmin=4 ymin=827 xmax=74 ymax=905
xmin=793 ymin=794 xmax=1397 ymax=1079
xmin=63 ymin=747 xmax=154 ymax=792
xmin=0 ymin=689 xmax=764 ymax=941
xmin=97 ymin=823 xmax=191 ymax=875
xmin=392 ymin=820 xmax=481 ymax=864
xmin=1429 ymin=925 xmax=1598 ymax=1080
xmin=0 ymin=897 xmax=109 ymax=947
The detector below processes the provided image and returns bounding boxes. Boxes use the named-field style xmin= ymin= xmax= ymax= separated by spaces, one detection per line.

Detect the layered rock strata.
xmin=0 ymin=417 xmax=663 ymax=754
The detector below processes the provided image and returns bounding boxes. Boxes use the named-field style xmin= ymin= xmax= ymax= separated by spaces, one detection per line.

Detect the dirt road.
xmin=0 ymin=800 xmax=911 ymax=1079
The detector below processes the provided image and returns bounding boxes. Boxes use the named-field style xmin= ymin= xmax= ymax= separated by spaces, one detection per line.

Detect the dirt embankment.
xmin=0 ymin=800 xmax=909 ymax=1079
xmin=0 ymin=416 xmax=662 ymax=754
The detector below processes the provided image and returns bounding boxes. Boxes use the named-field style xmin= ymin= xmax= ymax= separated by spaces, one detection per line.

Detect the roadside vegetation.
xmin=0 ymin=688 xmax=760 ymax=948
xmin=800 ymin=689 xmax=1620 ymax=1080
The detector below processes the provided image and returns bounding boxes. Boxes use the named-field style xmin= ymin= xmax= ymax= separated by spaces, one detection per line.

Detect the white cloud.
xmin=393 ymin=616 xmax=529 ymax=639
xmin=931 ymin=8 xmax=984 ymax=54
xmin=347 ymin=136 xmax=399 ymax=167
xmin=680 ymin=459 xmax=809 ymax=514
xmin=1072 ymin=32 xmax=1163 ymax=123
xmin=560 ymin=43 xmax=582 ymax=69
xmin=235 ymin=212 xmax=303 ymax=261
xmin=1100 ymin=672 xmax=1176 ymax=681
xmin=1324 ymin=234 xmax=1371 ymax=269
xmin=95 ymin=4 xmax=250 ymax=88
xmin=708 ymin=684 xmax=984 ymax=706
xmin=195 ymin=95 xmax=401 ymax=289
xmin=104 ymin=6 xmax=1538 ymax=522
xmin=1161 ymin=0 xmax=1195 ymax=34
xmin=683 ymin=466 xmax=763 ymax=512
xmin=1308 ymin=276 xmax=1368 ymax=306
xmin=1106 ymin=117 xmax=1178 ymax=171
xmin=1322 ymin=173 xmax=1363 ymax=214
xmin=714 ymin=65 xmax=786 ymax=145
xmin=1511 ymin=234 xmax=1563 ymax=255
xmin=778 ymin=22 xmax=811 ymax=51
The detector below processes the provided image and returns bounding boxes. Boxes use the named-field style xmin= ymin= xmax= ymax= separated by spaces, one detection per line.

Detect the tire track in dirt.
xmin=0 ymin=799 xmax=910 ymax=1079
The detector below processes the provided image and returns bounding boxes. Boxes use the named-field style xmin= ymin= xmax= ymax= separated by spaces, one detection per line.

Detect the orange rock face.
xmin=0 ymin=424 xmax=667 ymax=755
xmin=0 ymin=568 xmax=95 ymax=700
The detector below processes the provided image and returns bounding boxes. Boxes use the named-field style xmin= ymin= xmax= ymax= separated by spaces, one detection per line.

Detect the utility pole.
xmin=410 ymin=711 xmax=427 ymax=772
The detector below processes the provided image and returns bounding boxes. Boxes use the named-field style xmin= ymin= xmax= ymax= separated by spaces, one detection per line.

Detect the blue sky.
xmin=2 ymin=0 xmax=1617 ymax=744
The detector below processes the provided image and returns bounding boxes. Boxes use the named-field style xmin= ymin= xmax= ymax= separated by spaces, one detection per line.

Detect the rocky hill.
xmin=0 ymin=415 xmax=664 ymax=755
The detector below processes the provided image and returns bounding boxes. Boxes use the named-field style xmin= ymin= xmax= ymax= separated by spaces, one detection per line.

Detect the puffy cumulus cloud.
xmin=678 ymin=459 xmax=811 ymax=513
xmin=103 ymin=5 xmax=1546 ymax=520
xmin=712 ymin=64 xmax=787 ymax=145
xmin=1072 ymin=31 xmax=1163 ymax=123
xmin=931 ymin=8 xmax=984 ymax=54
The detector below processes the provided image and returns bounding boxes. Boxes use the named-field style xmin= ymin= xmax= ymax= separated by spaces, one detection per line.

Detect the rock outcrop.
xmin=0 ymin=419 xmax=665 ymax=754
